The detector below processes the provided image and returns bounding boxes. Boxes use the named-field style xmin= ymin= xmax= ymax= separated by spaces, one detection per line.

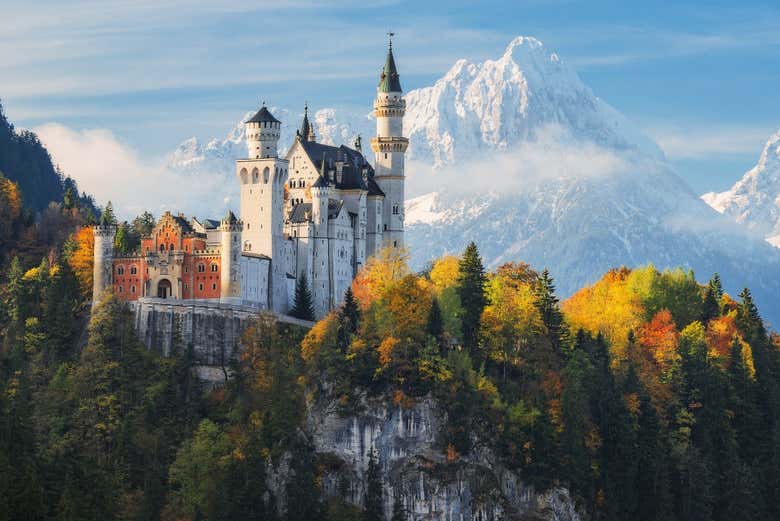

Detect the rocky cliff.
xmin=296 ymin=395 xmax=581 ymax=521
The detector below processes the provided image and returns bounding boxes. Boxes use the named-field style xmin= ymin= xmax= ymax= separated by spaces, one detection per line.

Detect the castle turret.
xmin=237 ymin=104 xmax=289 ymax=313
xmin=371 ymin=35 xmax=408 ymax=250
xmin=296 ymin=103 xmax=316 ymax=143
xmin=219 ymin=210 xmax=243 ymax=303
xmin=310 ymin=174 xmax=331 ymax=316
xmin=245 ymin=103 xmax=281 ymax=159
xmin=92 ymin=223 xmax=117 ymax=306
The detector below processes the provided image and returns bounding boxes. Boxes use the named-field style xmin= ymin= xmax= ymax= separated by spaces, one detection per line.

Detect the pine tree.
xmin=363 ymin=449 xmax=384 ymax=521
xmin=709 ymin=273 xmax=724 ymax=300
xmin=114 ymin=223 xmax=130 ymax=254
xmin=341 ymin=287 xmax=360 ymax=333
xmin=390 ymin=493 xmax=405 ymax=521
xmin=456 ymin=241 xmax=487 ymax=354
xmin=337 ymin=287 xmax=361 ymax=350
xmin=426 ymin=296 xmax=443 ymax=340
xmin=290 ymin=274 xmax=315 ymax=320
xmin=533 ymin=269 xmax=568 ymax=353
xmin=100 ymin=201 xmax=116 ymax=225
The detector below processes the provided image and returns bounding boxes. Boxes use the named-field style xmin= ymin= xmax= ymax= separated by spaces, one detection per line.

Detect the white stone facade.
xmin=93 ymin=44 xmax=407 ymax=319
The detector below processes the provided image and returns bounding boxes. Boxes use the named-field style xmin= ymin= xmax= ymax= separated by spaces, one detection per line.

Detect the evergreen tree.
xmin=709 ymin=273 xmax=724 ymax=300
xmin=426 ymin=296 xmax=443 ymax=340
xmin=99 ymin=201 xmax=116 ymax=226
xmin=363 ymin=449 xmax=384 ymax=521
xmin=290 ymin=274 xmax=315 ymax=321
xmin=337 ymin=287 xmax=361 ymax=350
xmin=456 ymin=241 xmax=487 ymax=354
xmin=390 ymin=493 xmax=405 ymax=521
xmin=533 ymin=269 xmax=568 ymax=353
xmin=114 ymin=222 xmax=130 ymax=254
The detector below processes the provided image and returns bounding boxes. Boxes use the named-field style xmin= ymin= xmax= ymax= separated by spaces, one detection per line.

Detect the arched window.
xmin=117 ymin=266 xmax=124 ymax=275
xmin=131 ymin=285 xmax=136 ymax=294
xmin=159 ymin=244 xmax=165 ymax=252
xmin=263 ymin=167 xmax=270 ymax=184
xmin=198 ymin=263 xmax=205 ymax=273
xmin=118 ymin=285 xmax=123 ymax=293
xmin=392 ymin=204 xmax=399 ymax=215
xmin=240 ymin=168 xmax=248 ymax=184
xmin=169 ymin=243 xmax=175 ymax=251
xmin=210 ymin=264 xmax=218 ymax=272
xmin=130 ymin=266 xmax=137 ymax=275
xmin=252 ymin=168 xmax=259 ymax=183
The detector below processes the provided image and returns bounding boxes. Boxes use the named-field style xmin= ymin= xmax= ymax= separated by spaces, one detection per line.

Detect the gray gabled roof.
xmin=202 ymin=218 xmax=220 ymax=230
xmin=299 ymin=140 xmax=378 ymax=192
xmin=288 ymin=199 xmax=345 ymax=223
xmin=247 ymin=106 xmax=280 ymax=124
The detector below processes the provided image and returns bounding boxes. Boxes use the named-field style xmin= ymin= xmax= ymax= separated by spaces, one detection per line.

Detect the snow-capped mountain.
xmin=701 ymin=129 xmax=780 ymax=247
xmin=402 ymin=36 xmax=663 ymax=167
xmin=165 ymin=35 xmax=780 ymax=325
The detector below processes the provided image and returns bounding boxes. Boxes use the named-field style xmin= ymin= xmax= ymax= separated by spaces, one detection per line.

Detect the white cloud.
xmin=647 ymin=125 xmax=773 ymax=160
xmin=34 ymin=123 xmax=235 ymax=220
xmin=405 ymin=125 xmax=634 ymax=197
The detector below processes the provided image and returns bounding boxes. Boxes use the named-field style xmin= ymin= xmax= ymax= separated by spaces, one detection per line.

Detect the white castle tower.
xmin=371 ymin=35 xmax=408 ymax=249
xmin=92 ymin=222 xmax=117 ymax=306
xmin=219 ymin=210 xmax=242 ymax=303
xmin=236 ymin=104 xmax=289 ymax=312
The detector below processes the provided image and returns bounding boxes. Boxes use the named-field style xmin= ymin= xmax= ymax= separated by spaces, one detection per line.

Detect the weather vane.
xmin=387 ymin=31 xmax=394 ymax=49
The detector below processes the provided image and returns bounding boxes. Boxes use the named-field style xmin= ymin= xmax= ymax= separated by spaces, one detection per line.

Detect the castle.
xmin=92 ymin=40 xmax=408 ymax=318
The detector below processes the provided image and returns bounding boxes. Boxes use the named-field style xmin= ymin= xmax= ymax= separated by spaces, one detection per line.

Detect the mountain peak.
xmin=503 ymin=35 xmax=544 ymax=55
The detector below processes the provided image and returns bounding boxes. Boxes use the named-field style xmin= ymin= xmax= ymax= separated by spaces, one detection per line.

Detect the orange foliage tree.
xmin=67 ymin=226 xmax=95 ymax=300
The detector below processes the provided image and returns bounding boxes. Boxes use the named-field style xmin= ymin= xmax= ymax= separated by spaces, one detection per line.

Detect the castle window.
xmin=384 ymin=153 xmax=388 ymax=159
xmin=131 ymin=285 xmax=136 ymax=294
xmin=263 ymin=167 xmax=270 ymax=184
xmin=170 ymin=243 xmax=175 ymax=251
xmin=383 ymin=224 xmax=387 ymax=231
xmin=198 ymin=263 xmax=205 ymax=273
xmin=393 ymin=241 xmax=397 ymax=247
xmin=212 ymin=283 xmax=217 ymax=291
xmin=210 ymin=264 xmax=218 ymax=272
xmin=160 ymin=244 xmax=165 ymax=252
xmin=198 ymin=283 xmax=204 ymax=291
xmin=130 ymin=266 xmax=137 ymax=275
xmin=185 ymin=266 xmax=189 ymax=273
xmin=118 ymin=285 xmax=123 ymax=293
xmin=117 ymin=266 xmax=124 ymax=275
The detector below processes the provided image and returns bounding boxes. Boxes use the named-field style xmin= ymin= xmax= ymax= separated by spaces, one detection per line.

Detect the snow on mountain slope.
xmin=403 ymin=36 xmax=663 ymax=167
xmin=701 ymin=129 xmax=780 ymax=245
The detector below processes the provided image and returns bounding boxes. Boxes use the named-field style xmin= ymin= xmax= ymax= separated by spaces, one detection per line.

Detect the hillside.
xmin=2 ymin=240 xmax=779 ymax=520
xmin=0 ymin=102 xmax=66 ymax=213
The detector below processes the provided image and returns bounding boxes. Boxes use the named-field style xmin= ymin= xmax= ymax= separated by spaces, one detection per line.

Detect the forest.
xmin=1 ymin=104 xmax=780 ymax=520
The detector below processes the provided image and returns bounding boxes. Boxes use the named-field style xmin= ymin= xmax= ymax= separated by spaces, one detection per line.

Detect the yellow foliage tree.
xmin=68 ymin=226 xmax=95 ymax=299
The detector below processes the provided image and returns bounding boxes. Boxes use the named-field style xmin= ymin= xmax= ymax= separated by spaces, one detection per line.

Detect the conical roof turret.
xmin=378 ymin=36 xmax=402 ymax=93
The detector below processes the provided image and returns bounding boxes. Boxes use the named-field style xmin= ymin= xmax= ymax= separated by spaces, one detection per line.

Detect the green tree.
xmin=390 ymin=493 xmax=405 ymax=521
xmin=533 ymin=269 xmax=567 ymax=354
xmin=363 ymin=448 xmax=384 ymax=521
xmin=426 ymin=296 xmax=443 ymax=340
xmin=99 ymin=201 xmax=116 ymax=225
xmin=291 ymin=274 xmax=315 ymax=321
xmin=457 ymin=242 xmax=487 ymax=354
xmin=114 ymin=222 xmax=130 ymax=254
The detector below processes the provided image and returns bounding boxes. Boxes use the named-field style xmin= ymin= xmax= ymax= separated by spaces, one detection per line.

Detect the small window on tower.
xmin=198 ymin=264 xmax=205 ymax=273
xmin=210 ymin=264 xmax=218 ymax=272
xmin=392 ymin=204 xmax=399 ymax=215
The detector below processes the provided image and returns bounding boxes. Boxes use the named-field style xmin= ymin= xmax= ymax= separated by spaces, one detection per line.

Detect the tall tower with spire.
xmin=371 ymin=34 xmax=408 ymax=250
xmin=296 ymin=103 xmax=316 ymax=142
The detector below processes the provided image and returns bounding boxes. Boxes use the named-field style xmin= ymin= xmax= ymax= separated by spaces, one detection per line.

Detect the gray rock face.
xmin=129 ymin=297 xmax=311 ymax=380
xmin=307 ymin=396 xmax=581 ymax=521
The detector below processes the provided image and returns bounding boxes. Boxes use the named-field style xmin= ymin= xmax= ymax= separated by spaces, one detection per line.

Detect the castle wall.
xmin=130 ymin=298 xmax=312 ymax=381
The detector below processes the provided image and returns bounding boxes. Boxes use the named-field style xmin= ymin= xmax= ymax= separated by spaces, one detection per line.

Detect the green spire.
xmin=378 ymin=34 xmax=402 ymax=93
xmin=297 ymin=102 xmax=314 ymax=142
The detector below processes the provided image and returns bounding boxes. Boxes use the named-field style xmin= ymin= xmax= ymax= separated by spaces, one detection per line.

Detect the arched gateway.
xmin=156 ymin=279 xmax=172 ymax=299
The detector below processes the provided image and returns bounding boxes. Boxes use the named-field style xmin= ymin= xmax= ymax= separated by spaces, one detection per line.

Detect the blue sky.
xmin=2 ymin=0 xmax=779 ymax=195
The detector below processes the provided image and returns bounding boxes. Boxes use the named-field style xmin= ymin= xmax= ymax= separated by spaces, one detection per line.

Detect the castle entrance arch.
xmin=157 ymin=279 xmax=172 ymax=299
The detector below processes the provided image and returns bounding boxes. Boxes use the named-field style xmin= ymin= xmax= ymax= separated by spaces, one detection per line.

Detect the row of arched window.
xmin=116 ymin=265 xmax=138 ymax=275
